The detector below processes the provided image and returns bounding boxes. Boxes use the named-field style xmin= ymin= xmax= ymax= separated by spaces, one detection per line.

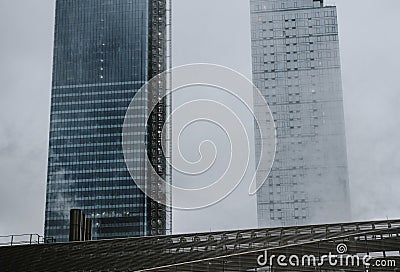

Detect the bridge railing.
xmin=0 ymin=234 xmax=55 ymax=247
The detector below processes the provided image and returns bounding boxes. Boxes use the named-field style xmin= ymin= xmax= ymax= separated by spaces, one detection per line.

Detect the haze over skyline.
xmin=0 ymin=0 xmax=399 ymax=236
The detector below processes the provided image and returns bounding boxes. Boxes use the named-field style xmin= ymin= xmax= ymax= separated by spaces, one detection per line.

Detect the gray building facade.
xmin=45 ymin=0 xmax=170 ymax=242
xmin=251 ymin=0 xmax=351 ymax=227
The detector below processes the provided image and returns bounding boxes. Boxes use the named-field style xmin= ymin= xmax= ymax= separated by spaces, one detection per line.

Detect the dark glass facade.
xmin=45 ymin=0 xmax=168 ymax=242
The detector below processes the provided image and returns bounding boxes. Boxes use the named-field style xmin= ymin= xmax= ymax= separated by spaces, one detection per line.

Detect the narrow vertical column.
xmin=69 ymin=209 xmax=85 ymax=242
xmin=84 ymin=218 xmax=93 ymax=241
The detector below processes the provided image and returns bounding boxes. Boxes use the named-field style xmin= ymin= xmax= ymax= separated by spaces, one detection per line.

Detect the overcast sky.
xmin=0 ymin=0 xmax=399 ymax=236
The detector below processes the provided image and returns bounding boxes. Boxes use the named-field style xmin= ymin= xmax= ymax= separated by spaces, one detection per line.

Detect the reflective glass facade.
xmin=251 ymin=0 xmax=351 ymax=227
xmin=45 ymin=0 xmax=167 ymax=242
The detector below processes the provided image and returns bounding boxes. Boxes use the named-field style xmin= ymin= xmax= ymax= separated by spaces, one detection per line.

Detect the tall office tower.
xmin=45 ymin=0 xmax=171 ymax=242
xmin=251 ymin=0 xmax=351 ymax=227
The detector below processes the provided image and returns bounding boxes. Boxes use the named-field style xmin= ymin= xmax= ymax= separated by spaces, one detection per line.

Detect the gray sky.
xmin=0 ymin=0 xmax=399 ymax=236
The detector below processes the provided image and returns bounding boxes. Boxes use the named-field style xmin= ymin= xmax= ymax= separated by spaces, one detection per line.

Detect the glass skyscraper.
xmin=251 ymin=0 xmax=351 ymax=227
xmin=45 ymin=0 xmax=170 ymax=242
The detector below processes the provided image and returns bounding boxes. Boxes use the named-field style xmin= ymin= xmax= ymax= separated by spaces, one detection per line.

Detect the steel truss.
xmin=146 ymin=0 xmax=172 ymax=236
xmin=1 ymin=219 xmax=400 ymax=271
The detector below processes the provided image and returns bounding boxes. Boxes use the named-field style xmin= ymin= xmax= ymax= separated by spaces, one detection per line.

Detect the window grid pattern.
xmin=45 ymin=0 xmax=150 ymax=242
xmin=251 ymin=0 xmax=351 ymax=228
